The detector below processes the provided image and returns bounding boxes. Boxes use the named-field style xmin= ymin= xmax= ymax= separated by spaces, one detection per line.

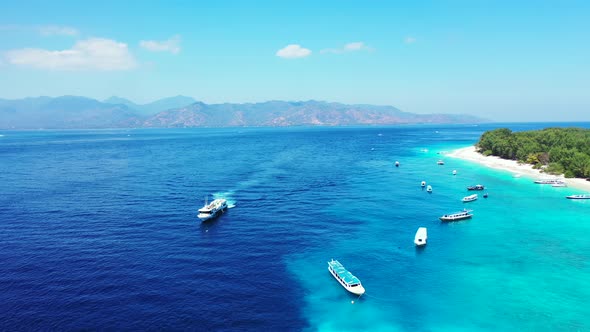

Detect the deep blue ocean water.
xmin=1 ymin=123 xmax=589 ymax=331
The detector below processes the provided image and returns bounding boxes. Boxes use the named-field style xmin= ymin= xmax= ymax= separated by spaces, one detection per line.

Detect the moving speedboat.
xmin=327 ymin=259 xmax=365 ymax=295
xmin=197 ymin=197 xmax=228 ymax=221
xmin=440 ymin=209 xmax=473 ymax=222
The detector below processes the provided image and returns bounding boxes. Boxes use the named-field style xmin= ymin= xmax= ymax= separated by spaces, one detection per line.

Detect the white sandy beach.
xmin=446 ymin=146 xmax=590 ymax=192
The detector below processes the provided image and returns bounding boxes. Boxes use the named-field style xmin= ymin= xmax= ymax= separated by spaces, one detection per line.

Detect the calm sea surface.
xmin=1 ymin=123 xmax=589 ymax=331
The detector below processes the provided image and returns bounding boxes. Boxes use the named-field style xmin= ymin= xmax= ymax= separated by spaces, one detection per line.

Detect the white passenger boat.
xmin=327 ymin=259 xmax=365 ymax=295
xmin=439 ymin=209 xmax=473 ymax=222
xmin=566 ymin=194 xmax=590 ymax=200
xmin=197 ymin=197 xmax=228 ymax=221
xmin=534 ymin=178 xmax=564 ymax=185
xmin=462 ymin=194 xmax=478 ymax=202
xmin=414 ymin=227 xmax=427 ymax=246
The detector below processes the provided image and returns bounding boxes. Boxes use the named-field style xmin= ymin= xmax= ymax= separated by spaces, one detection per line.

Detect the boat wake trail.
xmin=212 ymin=191 xmax=236 ymax=208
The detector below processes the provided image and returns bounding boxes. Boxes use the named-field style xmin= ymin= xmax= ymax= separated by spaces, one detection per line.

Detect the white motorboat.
xmin=566 ymin=194 xmax=590 ymax=200
xmin=534 ymin=178 xmax=564 ymax=185
xmin=414 ymin=227 xmax=427 ymax=246
xmin=462 ymin=194 xmax=478 ymax=202
xmin=197 ymin=197 xmax=228 ymax=221
xmin=395 ymin=161 xmax=400 ymax=167
xmin=437 ymin=160 xmax=445 ymax=165
xmin=440 ymin=209 xmax=473 ymax=222
xmin=421 ymin=181 xmax=426 ymax=187
xmin=452 ymin=170 xmax=457 ymax=175
xmin=327 ymin=259 xmax=365 ymax=295
xmin=426 ymin=185 xmax=433 ymax=193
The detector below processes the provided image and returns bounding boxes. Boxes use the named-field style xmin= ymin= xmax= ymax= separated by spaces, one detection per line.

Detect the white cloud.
xmin=404 ymin=37 xmax=417 ymax=44
xmin=139 ymin=35 xmax=181 ymax=54
xmin=0 ymin=24 xmax=79 ymax=36
xmin=3 ymin=38 xmax=137 ymax=71
xmin=344 ymin=42 xmax=366 ymax=50
xmin=276 ymin=44 xmax=312 ymax=59
xmin=320 ymin=42 xmax=372 ymax=54
xmin=39 ymin=25 xmax=79 ymax=36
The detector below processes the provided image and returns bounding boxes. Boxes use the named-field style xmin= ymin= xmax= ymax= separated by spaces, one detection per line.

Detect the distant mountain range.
xmin=0 ymin=96 xmax=486 ymax=129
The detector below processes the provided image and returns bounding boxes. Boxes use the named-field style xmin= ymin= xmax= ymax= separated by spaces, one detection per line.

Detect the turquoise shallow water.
xmin=285 ymin=127 xmax=590 ymax=332
xmin=1 ymin=123 xmax=589 ymax=330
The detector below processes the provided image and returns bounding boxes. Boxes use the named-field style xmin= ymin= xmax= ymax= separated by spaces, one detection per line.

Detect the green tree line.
xmin=476 ymin=127 xmax=590 ymax=178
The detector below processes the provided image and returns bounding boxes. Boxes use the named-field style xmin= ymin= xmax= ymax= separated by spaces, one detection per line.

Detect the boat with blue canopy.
xmin=327 ymin=259 xmax=365 ymax=295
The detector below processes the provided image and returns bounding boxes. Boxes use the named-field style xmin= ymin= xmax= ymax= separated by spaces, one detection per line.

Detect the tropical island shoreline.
xmin=447 ymin=145 xmax=590 ymax=192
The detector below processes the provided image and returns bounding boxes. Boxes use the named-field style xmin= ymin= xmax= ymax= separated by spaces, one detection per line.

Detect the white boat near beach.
xmin=327 ymin=259 xmax=365 ymax=295
xmin=197 ymin=197 xmax=228 ymax=221
xmin=534 ymin=178 xmax=564 ymax=185
xmin=462 ymin=194 xmax=478 ymax=202
xmin=414 ymin=227 xmax=427 ymax=246
xmin=566 ymin=194 xmax=590 ymax=200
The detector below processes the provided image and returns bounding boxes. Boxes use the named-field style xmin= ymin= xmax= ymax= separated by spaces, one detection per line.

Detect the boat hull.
xmin=328 ymin=266 xmax=365 ymax=295
xmin=566 ymin=195 xmax=590 ymax=200
xmin=440 ymin=215 xmax=472 ymax=222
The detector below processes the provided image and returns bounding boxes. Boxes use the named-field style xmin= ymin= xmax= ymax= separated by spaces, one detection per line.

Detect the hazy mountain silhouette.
xmin=0 ymin=96 xmax=486 ymax=129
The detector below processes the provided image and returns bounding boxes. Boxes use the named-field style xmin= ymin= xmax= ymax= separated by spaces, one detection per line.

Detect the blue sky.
xmin=1 ymin=0 xmax=589 ymax=121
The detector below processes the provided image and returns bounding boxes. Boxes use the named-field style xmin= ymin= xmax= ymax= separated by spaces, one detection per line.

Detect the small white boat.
xmin=437 ymin=160 xmax=445 ymax=165
xmin=566 ymin=194 xmax=590 ymax=200
xmin=462 ymin=194 xmax=478 ymax=202
xmin=452 ymin=170 xmax=457 ymax=175
xmin=395 ymin=161 xmax=400 ymax=167
xmin=426 ymin=185 xmax=433 ymax=193
xmin=440 ymin=209 xmax=473 ymax=222
xmin=421 ymin=181 xmax=426 ymax=187
xmin=414 ymin=227 xmax=427 ymax=246
xmin=327 ymin=259 xmax=365 ymax=295
xmin=197 ymin=197 xmax=228 ymax=221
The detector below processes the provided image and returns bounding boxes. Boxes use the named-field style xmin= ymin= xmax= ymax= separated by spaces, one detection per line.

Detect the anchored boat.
xmin=566 ymin=194 xmax=590 ymax=200
xmin=440 ymin=209 xmax=473 ymax=222
xmin=197 ymin=197 xmax=228 ymax=221
xmin=534 ymin=178 xmax=564 ymax=185
xmin=462 ymin=194 xmax=478 ymax=202
xmin=467 ymin=184 xmax=485 ymax=191
xmin=327 ymin=259 xmax=365 ymax=295
xmin=414 ymin=227 xmax=428 ymax=246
